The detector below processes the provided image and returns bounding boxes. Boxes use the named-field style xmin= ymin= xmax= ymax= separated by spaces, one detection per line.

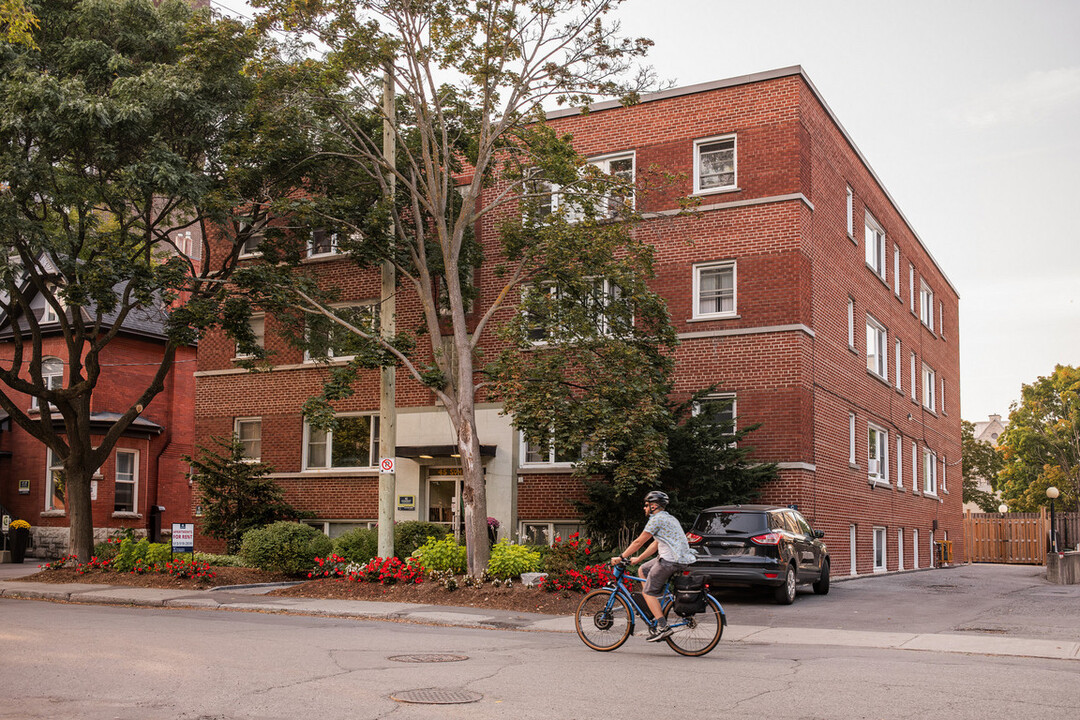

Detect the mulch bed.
xmin=21 ymin=566 xmax=584 ymax=616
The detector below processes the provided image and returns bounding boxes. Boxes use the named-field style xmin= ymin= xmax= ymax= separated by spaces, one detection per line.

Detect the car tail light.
xmin=764 ymin=572 xmax=779 ymax=579
xmin=750 ymin=532 xmax=782 ymax=546
xmin=686 ymin=532 xmax=703 ymax=545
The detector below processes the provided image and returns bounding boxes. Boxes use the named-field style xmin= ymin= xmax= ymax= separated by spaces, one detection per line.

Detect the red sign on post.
xmin=380 ymin=457 xmax=395 ymax=474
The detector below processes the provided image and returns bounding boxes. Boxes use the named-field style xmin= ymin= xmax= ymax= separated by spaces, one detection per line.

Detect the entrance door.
xmin=427 ymin=468 xmax=464 ymax=539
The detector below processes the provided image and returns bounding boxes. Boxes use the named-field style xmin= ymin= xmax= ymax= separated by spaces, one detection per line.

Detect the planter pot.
xmin=10 ymin=527 xmax=29 ymax=563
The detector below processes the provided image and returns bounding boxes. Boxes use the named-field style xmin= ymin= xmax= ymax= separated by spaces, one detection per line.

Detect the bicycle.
xmin=574 ymin=561 xmax=726 ymax=656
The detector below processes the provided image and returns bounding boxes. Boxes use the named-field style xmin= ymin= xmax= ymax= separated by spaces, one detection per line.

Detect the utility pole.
xmin=378 ymin=65 xmax=397 ymax=558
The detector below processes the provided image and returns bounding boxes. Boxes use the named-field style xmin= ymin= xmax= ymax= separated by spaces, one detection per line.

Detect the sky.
xmin=212 ymin=0 xmax=1080 ymax=422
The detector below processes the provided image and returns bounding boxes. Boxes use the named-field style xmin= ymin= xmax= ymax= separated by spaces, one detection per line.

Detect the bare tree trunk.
xmin=65 ymin=462 xmax=95 ymax=562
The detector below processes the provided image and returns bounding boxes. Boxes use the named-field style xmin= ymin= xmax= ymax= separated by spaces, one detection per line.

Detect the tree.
xmin=185 ymin=438 xmax=308 ymax=555
xmin=1 ymin=0 xmax=37 ymax=48
xmin=996 ymin=365 xmax=1080 ymax=513
xmin=248 ymin=0 xmax=666 ymax=576
xmin=961 ymin=420 xmax=1003 ymax=512
xmin=574 ymin=390 xmax=777 ymax=548
xmin=0 ymin=0 xmax=313 ymax=561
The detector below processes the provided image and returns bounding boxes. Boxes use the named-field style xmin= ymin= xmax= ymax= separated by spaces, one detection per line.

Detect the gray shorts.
xmin=641 ymin=557 xmax=683 ymax=597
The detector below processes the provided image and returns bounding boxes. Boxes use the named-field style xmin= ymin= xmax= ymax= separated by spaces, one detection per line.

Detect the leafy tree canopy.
xmin=961 ymin=419 xmax=1003 ymax=512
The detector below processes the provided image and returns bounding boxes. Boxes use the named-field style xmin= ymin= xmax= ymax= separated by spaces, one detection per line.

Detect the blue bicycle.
xmin=574 ymin=562 xmax=726 ymax=656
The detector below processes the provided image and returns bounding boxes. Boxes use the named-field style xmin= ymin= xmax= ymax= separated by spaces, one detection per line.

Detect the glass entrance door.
xmin=427 ymin=468 xmax=464 ymax=539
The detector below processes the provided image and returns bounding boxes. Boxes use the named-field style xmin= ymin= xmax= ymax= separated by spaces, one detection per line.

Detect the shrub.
xmin=334 ymin=527 xmax=379 ymax=564
xmin=93 ymin=540 xmax=120 ymax=561
xmin=193 ymin=553 xmax=248 ymax=567
xmin=163 ymin=559 xmax=216 ymax=581
xmin=112 ymin=539 xmax=172 ymax=573
xmin=540 ymin=533 xmax=594 ymax=574
xmin=349 ymin=556 xmax=425 ymax=585
xmin=309 ymin=554 xmax=352 ymax=579
xmin=486 ymin=541 xmax=541 ymax=579
xmin=411 ymin=536 xmax=466 ymax=573
xmin=539 ymin=562 xmax=617 ymax=593
xmin=240 ymin=522 xmax=333 ymax=576
xmin=394 ymin=522 xmax=449 ymax=560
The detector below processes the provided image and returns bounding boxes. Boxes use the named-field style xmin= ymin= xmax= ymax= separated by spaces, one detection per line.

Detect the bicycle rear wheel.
xmin=664 ymin=595 xmax=723 ymax=657
xmin=575 ymin=589 xmax=632 ymax=651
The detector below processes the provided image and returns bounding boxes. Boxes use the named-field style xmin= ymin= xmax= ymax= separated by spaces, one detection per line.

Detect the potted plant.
xmin=9 ymin=520 xmax=31 ymax=563
xmin=487 ymin=517 xmax=500 ymax=546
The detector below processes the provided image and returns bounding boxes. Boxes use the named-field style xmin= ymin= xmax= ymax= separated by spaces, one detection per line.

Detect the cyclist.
xmin=610 ymin=490 xmax=696 ymax=641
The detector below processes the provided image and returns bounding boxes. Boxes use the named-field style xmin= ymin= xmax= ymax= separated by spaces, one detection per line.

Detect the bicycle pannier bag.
xmin=671 ymin=574 xmax=707 ymax=616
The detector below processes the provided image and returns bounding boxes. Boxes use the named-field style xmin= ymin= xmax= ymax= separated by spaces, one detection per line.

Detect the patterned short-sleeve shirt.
xmin=644 ymin=510 xmax=696 ymax=565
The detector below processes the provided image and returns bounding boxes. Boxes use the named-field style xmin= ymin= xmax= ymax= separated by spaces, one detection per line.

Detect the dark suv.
xmin=685 ymin=505 xmax=830 ymax=604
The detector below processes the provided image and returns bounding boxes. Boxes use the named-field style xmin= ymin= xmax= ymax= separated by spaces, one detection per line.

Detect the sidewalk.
xmin=2 ymin=560 xmax=1078 ymax=662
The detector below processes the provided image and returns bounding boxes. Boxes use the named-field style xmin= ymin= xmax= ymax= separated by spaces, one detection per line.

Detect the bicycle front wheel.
xmin=664 ymin=595 xmax=724 ymax=657
xmin=575 ymin=589 xmax=632 ymax=652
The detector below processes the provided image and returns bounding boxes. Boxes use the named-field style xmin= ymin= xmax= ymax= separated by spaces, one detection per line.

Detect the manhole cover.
xmin=388 ymin=653 xmax=469 ymax=663
xmin=390 ymin=688 xmax=483 ymax=705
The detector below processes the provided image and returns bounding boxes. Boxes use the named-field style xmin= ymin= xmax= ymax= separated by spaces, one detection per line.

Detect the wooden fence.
xmin=964 ymin=509 xmax=1080 ymax=564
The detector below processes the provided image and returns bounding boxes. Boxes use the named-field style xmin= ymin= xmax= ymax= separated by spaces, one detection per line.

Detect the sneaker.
xmin=646 ymin=624 xmax=674 ymax=642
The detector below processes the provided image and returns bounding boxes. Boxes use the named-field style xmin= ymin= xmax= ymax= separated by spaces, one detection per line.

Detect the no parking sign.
xmin=380 ymin=457 xmax=395 ymax=474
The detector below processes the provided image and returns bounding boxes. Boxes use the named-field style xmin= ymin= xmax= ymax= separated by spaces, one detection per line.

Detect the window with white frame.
xmin=234 ymin=418 xmax=262 ymax=461
xmin=938 ymin=300 xmax=945 ymax=338
xmin=908 ymin=263 xmax=915 ymax=312
xmin=46 ymin=447 xmax=65 ymax=511
xmin=41 ymin=294 xmax=61 ymax=323
xmin=896 ymin=434 xmax=904 ymax=488
xmin=920 ymin=281 xmax=935 ymax=330
xmin=941 ymin=455 xmax=947 ymax=493
xmin=693 ymin=135 xmax=737 ymax=194
xmin=526 ymin=278 xmax=626 ymax=342
xmin=847 ymin=298 xmax=855 ymax=349
xmin=519 ymin=522 xmax=582 ymax=546
xmin=849 ymin=412 xmax=856 ymax=465
xmin=922 ymin=363 xmax=936 ymax=411
xmin=910 ymin=352 xmax=917 ymax=401
xmin=849 ymin=524 xmax=858 ymax=576
xmin=864 ymin=213 xmax=886 ymax=279
xmin=524 ymin=168 xmax=557 ymax=221
xmin=893 ymin=245 xmax=901 ymax=297
xmin=894 ymin=338 xmax=902 ymax=391
xmin=693 ymin=261 xmax=736 ymax=319
xmin=589 ymin=152 xmax=635 ymax=218
xmin=695 ymin=394 xmax=737 ymax=445
xmin=846 ymin=186 xmax=854 ymax=238
xmin=238 ymin=223 xmax=263 ymax=257
xmin=912 ymin=528 xmax=920 ymax=569
xmin=307 ymin=228 xmax=339 ymax=257
xmin=868 ymin=424 xmax=888 ymax=483
xmin=235 ymin=314 xmax=265 ymax=359
xmin=305 ymin=303 xmax=379 ymax=361
xmin=912 ymin=442 xmax=919 ymax=492
xmin=922 ymin=447 xmax=937 ymax=495
xmin=304 ymin=414 xmax=379 ymax=469
xmin=873 ymin=527 xmax=887 ymax=571
xmin=114 ymin=449 xmax=138 ymax=513
xmin=897 ymin=528 xmax=905 ymax=570
xmin=929 ymin=530 xmax=936 ymax=565
xmin=31 ymin=357 xmax=64 ymax=410
xmin=521 ymin=430 xmax=583 ymax=465
xmin=866 ymin=315 xmax=887 ymax=379
xmin=941 ymin=377 xmax=946 ymax=415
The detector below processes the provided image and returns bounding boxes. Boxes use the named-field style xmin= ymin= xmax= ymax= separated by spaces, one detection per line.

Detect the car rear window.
xmin=691 ymin=511 xmax=766 ymax=535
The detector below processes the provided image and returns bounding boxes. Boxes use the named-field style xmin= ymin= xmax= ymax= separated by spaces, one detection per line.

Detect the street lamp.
xmin=998 ymin=503 xmax=1008 ymax=515
xmin=1047 ymin=486 xmax=1060 ymax=553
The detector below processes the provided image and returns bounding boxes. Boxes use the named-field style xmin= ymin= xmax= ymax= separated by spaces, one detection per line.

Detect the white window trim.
xmin=922 ymin=363 xmax=937 ymax=412
xmin=847 ymin=298 xmax=855 ymax=350
xmin=920 ymin=281 xmax=935 ymax=331
xmin=910 ymin=352 xmax=917 ymax=402
xmin=114 ymin=449 xmax=139 ymax=514
xmin=897 ymin=528 xmax=905 ymax=570
xmin=846 ymin=186 xmax=854 ymax=240
xmin=908 ymin=263 xmax=915 ymax=313
xmin=848 ymin=412 xmax=857 ymax=466
xmin=865 ymin=314 xmax=887 ymax=380
xmin=304 ymin=302 xmax=379 ymax=362
xmin=893 ymin=245 xmax=901 ymax=297
xmin=234 ymin=313 xmax=266 ymax=360
xmin=896 ymin=434 xmax=904 ymax=488
xmin=237 ymin=227 xmax=264 ymax=259
xmin=941 ymin=455 xmax=948 ymax=494
xmin=587 ymin=151 xmax=636 ymax=217
xmin=302 ymin=413 xmax=379 ymax=471
xmin=894 ymin=338 xmax=902 ymax=391
xmin=867 ymin=423 xmax=889 ymax=485
xmin=32 ymin=357 xmax=64 ymax=410
xmin=45 ymin=447 xmax=64 ymax=512
xmin=518 ymin=521 xmax=583 ymax=546
xmin=692 ymin=261 xmax=737 ymax=320
xmin=873 ymin=526 xmax=887 ymax=572
xmin=849 ymin=524 xmax=858 ymax=576
xmin=912 ymin=442 xmax=919 ymax=493
xmin=912 ymin=528 xmax=920 ymax=569
xmin=234 ymin=417 xmax=262 ymax=462
xmin=693 ymin=134 xmax=738 ymax=195
xmin=307 ymin=229 xmax=340 ymax=258
xmin=938 ymin=300 xmax=945 ymax=339
xmin=922 ymin=447 xmax=938 ymax=496
xmin=864 ymin=212 xmax=886 ymax=280
xmin=693 ymin=393 xmax=738 ymax=447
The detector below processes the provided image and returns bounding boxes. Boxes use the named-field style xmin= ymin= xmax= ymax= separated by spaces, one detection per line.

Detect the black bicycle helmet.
xmin=643 ymin=490 xmax=669 ymax=507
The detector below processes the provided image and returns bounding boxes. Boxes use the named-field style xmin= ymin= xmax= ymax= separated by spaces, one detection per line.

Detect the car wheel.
xmin=812 ymin=559 xmax=830 ymax=595
xmin=773 ymin=564 xmax=796 ymax=605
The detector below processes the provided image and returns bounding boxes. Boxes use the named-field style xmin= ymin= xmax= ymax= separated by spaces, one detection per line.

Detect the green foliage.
xmin=486 ymin=541 xmax=541 ymax=579
xmin=333 ymin=528 xmax=379 ymax=564
xmin=193 ymin=553 xmax=248 ymax=568
xmin=394 ymin=521 xmax=450 ymax=560
xmin=186 ymin=438 xmax=308 ymax=555
xmin=240 ymin=522 xmax=333 ymax=577
xmin=997 ymin=365 xmax=1080 ymax=513
xmin=962 ymin=420 xmax=1004 ymax=512
xmin=540 ymin=533 xmax=595 ymax=574
xmin=1 ymin=0 xmax=38 ymax=48
xmin=112 ymin=539 xmax=173 ymax=573
xmin=411 ymin=536 xmax=467 ymax=574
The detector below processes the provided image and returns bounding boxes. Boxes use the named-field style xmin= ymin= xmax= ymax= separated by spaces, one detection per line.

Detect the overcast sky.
xmin=214 ymin=0 xmax=1080 ymax=422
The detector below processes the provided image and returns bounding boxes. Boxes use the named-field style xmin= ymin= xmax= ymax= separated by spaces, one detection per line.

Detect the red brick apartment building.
xmin=194 ymin=66 xmax=961 ymax=576
xmin=0 ymin=287 xmax=197 ymax=557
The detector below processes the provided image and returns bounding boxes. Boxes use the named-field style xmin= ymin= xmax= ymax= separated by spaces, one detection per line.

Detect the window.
xmin=46 ymin=448 xmax=65 ymax=511
xmin=847 ymin=298 xmax=855 ymax=349
xmin=235 ymin=314 xmax=265 ymax=359
xmin=908 ymin=263 xmax=915 ymax=313
xmin=920 ymin=281 xmax=935 ymax=330
xmin=304 ymin=414 xmax=379 ymax=469
xmin=849 ymin=524 xmax=858 ymax=576
xmin=589 ymin=152 xmax=635 ymax=218
xmin=866 ymin=315 xmax=887 ymax=379
xmin=868 ymin=424 xmax=888 ymax=484
xmin=114 ymin=449 xmax=138 ymax=513
xmin=897 ymin=528 xmax=905 ymax=570
xmin=912 ymin=442 xmax=919 ymax=492
xmin=238 ymin=227 xmax=263 ymax=257
xmin=234 ymin=418 xmax=262 ymax=461
xmin=912 ymin=528 xmax=920 ymax=569
xmin=308 ymin=229 xmax=339 ymax=257
xmin=894 ymin=338 xmax=902 ymax=390
xmin=864 ymin=213 xmax=886 ymax=279
xmin=693 ymin=135 xmax=736 ymax=194
xmin=938 ymin=300 xmax=945 ymax=338
xmin=519 ymin=522 xmax=582 ymax=546
xmin=695 ymin=394 xmax=737 ymax=445
xmin=42 ymin=298 xmax=60 ymax=323
xmin=941 ymin=377 xmax=946 ymax=415
xmin=849 ymin=412 xmax=856 ymax=465
xmin=527 ymin=278 xmax=626 ymax=342
xmin=922 ymin=363 xmax=936 ymax=411
xmin=31 ymin=357 xmax=63 ymax=410
xmin=922 ymin=447 xmax=937 ymax=495
xmin=873 ymin=527 xmax=886 ymax=571
xmin=693 ymin=262 xmax=736 ymax=319
xmin=893 ymin=245 xmax=901 ymax=297
xmin=941 ymin=455 xmax=947 ymax=493
xmin=524 ymin=168 xmax=557 ymax=221
xmin=910 ymin=352 xmax=917 ymax=402
xmin=521 ymin=431 xmax=583 ymax=465
xmin=896 ymin=435 xmax=904 ymax=488
xmin=846 ymin=186 xmax=854 ymax=239
xmin=305 ymin=303 xmax=380 ymax=361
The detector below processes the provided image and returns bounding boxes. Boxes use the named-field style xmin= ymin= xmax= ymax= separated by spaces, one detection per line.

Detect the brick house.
xmin=0 ymin=280 xmax=197 ymax=558
xmin=193 ymin=66 xmax=962 ymax=576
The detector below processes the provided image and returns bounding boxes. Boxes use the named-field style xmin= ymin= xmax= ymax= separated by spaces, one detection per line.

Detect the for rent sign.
xmin=171 ymin=523 xmax=194 ymax=554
